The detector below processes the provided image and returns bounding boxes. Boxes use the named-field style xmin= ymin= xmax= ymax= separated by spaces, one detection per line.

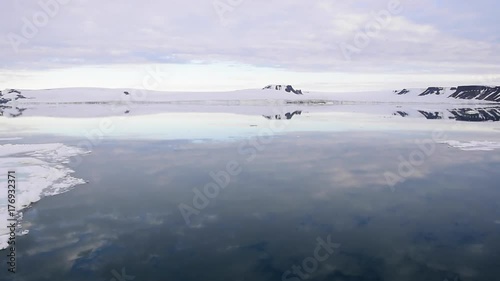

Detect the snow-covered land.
xmin=1 ymin=85 xmax=499 ymax=106
xmin=262 ymin=84 xmax=304 ymax=95
xmin=1 ymin=85 xmax=499 ymax=119
xmin=0 ymin=142 xmax=90 ymax=250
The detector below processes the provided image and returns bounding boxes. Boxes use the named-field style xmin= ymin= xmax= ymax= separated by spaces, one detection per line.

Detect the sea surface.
xmin=1 ymin=106 xmax=500 ymax=281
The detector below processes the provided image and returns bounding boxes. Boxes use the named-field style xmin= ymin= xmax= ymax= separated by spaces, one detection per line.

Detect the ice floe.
xmin=439 ymin=140 xmax=500 ymax=151
xmin=0 ymin=143 xmax=90 ymax=250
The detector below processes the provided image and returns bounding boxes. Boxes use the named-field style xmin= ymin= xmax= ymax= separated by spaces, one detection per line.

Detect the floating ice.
xmin=439 ymin=140 xmax=500 ymax=151
xmin=0 ymin=143 xmax=90 ymax=250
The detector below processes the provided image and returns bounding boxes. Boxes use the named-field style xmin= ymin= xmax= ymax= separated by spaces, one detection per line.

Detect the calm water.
xmin=3 ymin=128 xmax=500 ymax=281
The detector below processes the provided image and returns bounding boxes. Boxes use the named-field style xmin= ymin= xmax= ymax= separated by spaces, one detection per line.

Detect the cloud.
xmin=0 ymin=0 xmax=499 ymax=90
xmin=0 ymin=0 xmax=498 ymax=68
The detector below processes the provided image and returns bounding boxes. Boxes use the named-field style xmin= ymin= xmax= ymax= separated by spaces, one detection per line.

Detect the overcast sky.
xmin=1 ymin=0 xmax=499 ymax=92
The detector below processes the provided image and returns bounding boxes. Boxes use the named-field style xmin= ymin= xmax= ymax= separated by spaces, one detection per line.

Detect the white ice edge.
xmin=0 ymin=143 xmax=90 ymax=250
xmin=439 ymin=140 xmax=500 ymax=151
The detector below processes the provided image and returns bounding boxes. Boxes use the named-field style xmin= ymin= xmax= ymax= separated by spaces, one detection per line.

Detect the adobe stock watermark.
xmin=178 ymin=102 xmax=296 ymax=225
xmin=110 ymin=268 xmax=135 ymax=281
xmin=443 ymin=275 xmax=461 ymax=281
xmin=339 ymin=0 xmax=403 ymax=61
xmin=212 ymin=0 xmax=245 ymax=25
xmin=6 ymin=0 xmax=72 ymax=53
xmin=67 ymin=65 xmax=170 ymax=169
xmin=282 ymin=235 xmax=340 ymax=281
xmin=384 ymin=129 xmax=446 ymax=189
xmin=384 ymin=118 xmax=470 ymax=190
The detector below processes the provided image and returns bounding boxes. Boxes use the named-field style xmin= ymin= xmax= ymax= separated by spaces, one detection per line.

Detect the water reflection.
xmin=263 ymin=110 xmax=302 ymax=120
xmin=450 ymin=107 xmax=500 ymax=122
xmin=394 ymin=106 xmax=500 ymax=122
xmin=0 ymin=105 xmax=27 ymax=118
xmin=2 ymin=104 xmax=500 ymax=123
xmin=5 ymin=132 xmax=500 ymax=281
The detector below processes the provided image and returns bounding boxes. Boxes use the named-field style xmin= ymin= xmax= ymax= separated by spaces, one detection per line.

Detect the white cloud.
xmin=0 ymin=0 xmax=498 ymax=90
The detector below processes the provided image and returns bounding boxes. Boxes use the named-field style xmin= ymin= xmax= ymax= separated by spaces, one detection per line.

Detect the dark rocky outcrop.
xmin=263 ymin=85 xmax=303 ymax=95
xmin=396 ymin=89 xmax=409 ymax=95
xmin=0 ymin=89 xmax=26 ymax=104
xmin=448 ymin=85 xmax=500 ymax=102
xmin=419 ymin=87 xmax=444 ymax=96
xmin=396 ymin=85 xmax=500 ymax=102
xmin=8 ymin=89 xmax=21 ymax=94
xmin=263 ymin=110 xmax=302 ymax=120
xmin=393 ymin=111 xmax=408 ymax=117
